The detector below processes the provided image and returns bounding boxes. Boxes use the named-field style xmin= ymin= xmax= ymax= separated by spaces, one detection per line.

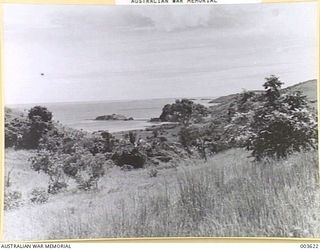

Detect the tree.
xmin=23 ymin=106 xmax=53 ymax=149
xmin=159 ymin=99 xmax=208 ymax=126
xmin=28 ymin=106 xmax=52 ymax=122
xmin=245 ymin=76 xmax=317 ymax=160
xmin=263 ymin=75 xmax=284 ymax=106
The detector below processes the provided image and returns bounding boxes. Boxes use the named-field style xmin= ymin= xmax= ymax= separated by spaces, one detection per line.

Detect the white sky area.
xmin=3 ymin=3 xmax=317 ymax=104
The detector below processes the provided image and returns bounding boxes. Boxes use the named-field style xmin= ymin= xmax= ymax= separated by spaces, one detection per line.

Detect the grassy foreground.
xmin=3 ymin=148 xmax=320 ymax=240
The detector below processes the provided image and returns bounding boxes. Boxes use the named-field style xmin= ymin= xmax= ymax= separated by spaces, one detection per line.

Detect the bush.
xmin=30 ymin=125 xmax=110 ymax=192
xmin=30 ymin=188 xmax=49 ymax=204
xmin=30 ymin=147 xmax=106 ymax=192
xmin=112 ymin=148 xmax=146 ymax=169
xmin=48 ymin=182 xmax=68 ymax=194
xmin=4 ymin=190 xmax=22 ymax=210
xmin=5 ymin=106 xmax=54 ymax=149
xmin=148 ymin=168 xmax=158 ymax=178
xmin=178 ymin=126 xmax=198 ymax=154
xmin=5 ymin=116 xmax=30 ymax=148
xmin=128 ymin=132 xmax=137 ymax=145
xmin=73 ymin=152 xmax=106 ymax=190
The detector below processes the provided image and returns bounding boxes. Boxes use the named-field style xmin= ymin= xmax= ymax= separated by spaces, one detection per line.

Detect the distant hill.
xmin=211 ymin=79 xmax=317 ymax=107
xmin=283 ymin=79 xmax=317 ymax=106
xmin=207 ymin=79 xmax=317 ymax=124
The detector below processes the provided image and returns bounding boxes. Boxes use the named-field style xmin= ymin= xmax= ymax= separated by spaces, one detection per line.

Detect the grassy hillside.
xmin=3 ymin=78 xmax=318 ymax=240
xmin=4 ymin=148 xmax=319 ymax=240
xmin=209 ymin=79 xmax=317 ymax=104
xmin=285 ymin=79 xmax=317 ymax=103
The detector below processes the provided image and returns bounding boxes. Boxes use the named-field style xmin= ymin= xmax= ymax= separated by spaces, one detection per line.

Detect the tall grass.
xmin=47 ymin=149 xmax=320 ymax=239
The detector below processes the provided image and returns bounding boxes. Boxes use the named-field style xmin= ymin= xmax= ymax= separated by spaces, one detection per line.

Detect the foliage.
xmin=5 ymin=114 xmax=29 ymax=148
xmin=5 ymin=106 xmax=54 ymax=149
xmin=263 ymin=75 xmax=284 ymax=105
xmin=30 ymin=146 xmax=107 ymax=192
xmin=247 ymin=103 xmax=317 ymax=160
xmin=128 ymin=131 xmax=137 ymax=145
xmin=28 ymin=106 xmax=53 ymax=122
xmin=66 ymin=151 xmax=106 ymax=190
xmin=227 ymin=75 xmax=318 ymax=160
xmin=30 ymin=128 xmax=109 ymax=192
xmin=4 ymin=190 xmax=22 ymax=210
xmin=159 ymin=99 xmax=209 ymax=125
xmin=178 ymin=126 xmax=198 ymax=153
xmin=178 ymin=123 xmax=228 ymax=159
xmin=24 ymin=106 xmax=53 ymax=149
xmin=112 ymin=148 xmax=146 ymax=169
xmin=29 ymin=150 xmax=67 ymax=193
xmin=30 ymin=187 xmax=49 ymax=204
xmin=47 ymin=149 xmax=319 ymax=239
xmin=148 ymin=168 xmax=158 ymax=178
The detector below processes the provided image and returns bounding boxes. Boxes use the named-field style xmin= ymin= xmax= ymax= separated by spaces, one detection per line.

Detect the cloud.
xmin=135 ymin=6 xmax=213 ymax=31
xmin=3 ymin=3 xmax=317 ymax=104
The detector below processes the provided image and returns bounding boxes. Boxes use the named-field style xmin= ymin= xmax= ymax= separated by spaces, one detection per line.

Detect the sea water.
xmin=8 ymin=98 xmax=215 ymax=133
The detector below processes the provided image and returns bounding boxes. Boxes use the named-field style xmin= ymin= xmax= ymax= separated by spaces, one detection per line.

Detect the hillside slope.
xmin=209 ymin=79 xmax=317 ymax=119
xmin=284 ymin=79 xmax=317 ymax=108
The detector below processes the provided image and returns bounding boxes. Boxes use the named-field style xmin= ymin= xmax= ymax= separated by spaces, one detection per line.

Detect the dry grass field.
xmin=3 ymin=148 xmax=319 ymax=240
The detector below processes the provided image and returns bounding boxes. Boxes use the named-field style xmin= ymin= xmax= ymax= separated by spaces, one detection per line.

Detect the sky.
xmin=3 ymin=3 xmax=318 ymax=104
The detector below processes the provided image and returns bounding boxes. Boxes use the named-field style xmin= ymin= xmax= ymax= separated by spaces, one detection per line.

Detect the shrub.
xmin=30 ymin=125 xmax=110 ymax=192
xmin=29 ymin=149 xmax=68 ymax=194
xmin=30 ymin=146 xmax=107 ymax=192
xmin=85 ymin=131 xmax=117 ymax=155
xmin=128 ymin=132 xmax=137 ymax=145
xmin=30 ymin=187 xmax=49 ymax=204
xmin=112 ymin=148 xmax=146 ymax=169
xmin=148 ymin=168 xmax=158 ymax=178
xmin=73 ymin=152 xmax=106 ymax=190
xmin=178 ymin=126 xmax=198 ymax=154
xmin=4 ymin=190 xmax=22 ymax=210
xmin=5 ymin=116 xmax=30 ymax=148
xmin=48 ymin=182 xmax=68 ymax=194
xmin=5 ymin=106 xmax=54 ymax=149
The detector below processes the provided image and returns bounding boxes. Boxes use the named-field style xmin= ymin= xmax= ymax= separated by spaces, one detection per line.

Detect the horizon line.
xmin=5 ymin=78 xmax=317 ymax=106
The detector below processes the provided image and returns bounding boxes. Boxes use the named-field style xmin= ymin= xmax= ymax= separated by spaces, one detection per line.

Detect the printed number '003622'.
xmin=300 ymin=244 xmax=319 ymax=249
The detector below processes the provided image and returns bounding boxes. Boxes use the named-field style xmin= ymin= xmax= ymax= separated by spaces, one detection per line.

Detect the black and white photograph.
xmin=2 ymin=2 xmax=319 ymax=241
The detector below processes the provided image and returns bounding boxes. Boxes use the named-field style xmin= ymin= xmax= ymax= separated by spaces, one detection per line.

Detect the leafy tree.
xmin=160 ymin=99 xmax=208 ymax=126
xmin=28 ymin=106 xmax=52 ymax=122
xmin=226 ymin=75 xmax=317 ymax=160
xmin=263 ymin=75 xmax=284 ymax=105
xmin=22 ymin=106 xmax=53 ymax=149
xmin=246 ymin=76 xmax=317 ymax=160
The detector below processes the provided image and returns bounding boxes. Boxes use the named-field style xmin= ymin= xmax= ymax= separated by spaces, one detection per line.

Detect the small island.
xmin=95 ymin=114 xmax=134 ymax=121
